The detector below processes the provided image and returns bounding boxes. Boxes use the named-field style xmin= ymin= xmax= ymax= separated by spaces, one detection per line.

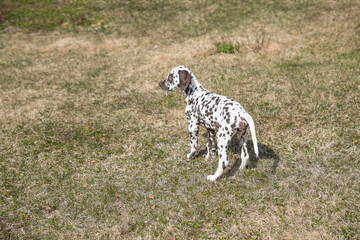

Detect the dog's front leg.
xmin=187 ymin=123 xmax=199 ymax=159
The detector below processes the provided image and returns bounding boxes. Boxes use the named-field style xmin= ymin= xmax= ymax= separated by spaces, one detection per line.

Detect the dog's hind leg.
xmin=239 ymin=133 xmax=249 ymax=170
xmin=207 ymin=127 xmax=233 ymax=181
xmin=205 ymin=129 xmax=217 ymax=160
xmin=237 ymin=117 xmax=249 ymax=170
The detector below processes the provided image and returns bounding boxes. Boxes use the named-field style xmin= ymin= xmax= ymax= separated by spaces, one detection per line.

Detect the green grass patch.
xmin=215 ymin=41 xmax=239 ymax=54
xmin=0 ymin=0 xmax=104 ymax=32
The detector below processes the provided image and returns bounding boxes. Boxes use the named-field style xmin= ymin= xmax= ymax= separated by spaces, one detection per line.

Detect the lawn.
xmin=0 ymin=0 xmax=359 ymax=239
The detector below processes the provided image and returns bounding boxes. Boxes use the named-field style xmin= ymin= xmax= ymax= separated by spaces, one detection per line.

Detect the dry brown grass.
xmin=1 ymin=0 xmax=360 ymax=239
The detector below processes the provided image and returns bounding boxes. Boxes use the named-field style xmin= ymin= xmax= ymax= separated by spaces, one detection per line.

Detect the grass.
xmin=215 ymin=41 xmax=238 ymax=54
xmin=0 ymin=0 xmax=103 ymax=32
xmin=1 ymin=0 xmax=360 ymax=239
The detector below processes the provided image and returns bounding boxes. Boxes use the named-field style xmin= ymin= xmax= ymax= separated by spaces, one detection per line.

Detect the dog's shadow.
xmin=199 ymin=133 xmax=280 ymax=177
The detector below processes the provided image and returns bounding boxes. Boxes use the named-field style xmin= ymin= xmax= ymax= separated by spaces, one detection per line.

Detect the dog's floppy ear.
xmin=178 ymin=70 xmax=191 ymax=92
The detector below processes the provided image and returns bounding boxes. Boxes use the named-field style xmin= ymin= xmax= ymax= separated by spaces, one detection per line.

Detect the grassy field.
xmin=1 ymin=0 xmax=360 ymax=239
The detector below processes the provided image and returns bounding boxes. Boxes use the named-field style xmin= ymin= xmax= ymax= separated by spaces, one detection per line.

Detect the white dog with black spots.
xmin=159 ymin=66 xmax=259 ymax=181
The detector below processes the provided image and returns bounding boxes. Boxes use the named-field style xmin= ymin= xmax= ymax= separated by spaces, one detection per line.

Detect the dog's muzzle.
xmin=158 ymin=80 xmax=169 ymax=91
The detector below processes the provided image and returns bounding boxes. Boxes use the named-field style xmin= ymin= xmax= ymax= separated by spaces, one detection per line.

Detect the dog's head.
xmin=158 ymin=66 xmax=192 ymax=92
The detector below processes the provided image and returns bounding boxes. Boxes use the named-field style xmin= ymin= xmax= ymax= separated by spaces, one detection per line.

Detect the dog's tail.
xmin=242 ymin=112 xmax=259 ymax=157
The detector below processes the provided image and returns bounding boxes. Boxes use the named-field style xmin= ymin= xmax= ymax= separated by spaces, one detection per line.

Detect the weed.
xmin=215 ymin=41 xmax=238 ymax=54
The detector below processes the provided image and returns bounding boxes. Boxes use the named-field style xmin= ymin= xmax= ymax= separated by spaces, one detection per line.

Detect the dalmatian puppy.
xmin=158 ymin=66 xmax=259 ymax=181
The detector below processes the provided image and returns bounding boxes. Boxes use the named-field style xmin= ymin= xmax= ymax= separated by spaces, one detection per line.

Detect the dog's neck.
xmin=184 ymin=74 xmax=205 ymax=97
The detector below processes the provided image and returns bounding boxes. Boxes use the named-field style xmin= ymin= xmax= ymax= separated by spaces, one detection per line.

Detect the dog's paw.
xmin=207 ymin=175 xmax=217 ymax=181
xmin=239 ymin=164 xmax=248 ymax=170
xmin=187 ymin=152 xmax=197 ymax=159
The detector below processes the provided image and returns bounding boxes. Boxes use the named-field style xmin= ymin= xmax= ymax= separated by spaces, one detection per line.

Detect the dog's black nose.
xmin=158 ymin=80 xmax=168 ymax=90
